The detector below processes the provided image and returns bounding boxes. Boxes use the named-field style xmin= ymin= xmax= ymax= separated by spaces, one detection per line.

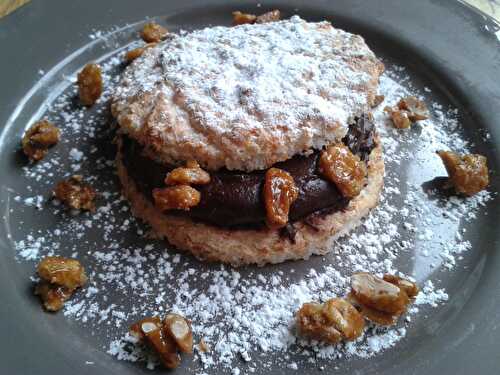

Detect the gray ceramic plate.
xmin=1 ymin=0 xmax=500 ymax=374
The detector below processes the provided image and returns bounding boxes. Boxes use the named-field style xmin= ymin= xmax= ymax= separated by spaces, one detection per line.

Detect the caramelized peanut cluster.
xmin=296 ymin=298 xmax=365 ymax=344
xmin=22 ymin=120 xmax=60 ymax=161
xmin=140 ymin=22 xmax=168 ymax=43
xmin=349 ymin=273 xmax=418 ymax=326
xmin=35 ymin=256 xmax=87 ymax=312
xmin=130 ymin=313 xmax=193 ymax=369
xmin=319 ymin=143 xmax=367 ymax=198
xmin=77 ymin=63 xmax=103 ymax=106
xmin=232 ymin=9 xmax=281 ymax=25
xmin=53 ymin=175 xmax=97 ymax=211
xmin=125 ymin=43 xmax=157 ymax=62
xmin=437 ymin=151 xmax=489 ymax=196
xmin=385 ymin=96 xmax=429 ymax=129
xmin=153 ymin=160 xmax=210 ymax=211
xmin=263 ymin=167 xmax=299 ymax=229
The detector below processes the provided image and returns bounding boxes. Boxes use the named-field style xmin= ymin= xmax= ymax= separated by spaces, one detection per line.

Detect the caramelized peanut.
xmin=397 ymin=96 xmax=429 ymax=121
xmin=437 ymin=151 xmax=489 ymax=196
xmin=34 ymin=282 xmax=73 ymax=312
xmin=263 ymin=167 xmax=299 ymax=229
xmin=383 ymin=274 xmax=419 ymax=298
xmin=232 ymin=11 xmax=257 ymax=25
xmin=165 ymin=160 xmax=210 ymax=186
xmin=351 ymin=273 xmax=409 ymax=314
xmin=53 ymin=175 xmax=97 ymax=211
xmin=37 ymin=256 xmax=88 ymax=289
xmin=255 ymin=9 xmax=281 ymax=23
xmin=319 ymin=143 xmax=367 ymax=198
xmin=153 ymin=185 xmax=201 ymax=211
xmin=163 ymin=313 xmax=193 ymax=354
xmin=296 ymin=298 xmax=364 ymax=344
xmin=385 ymin=107 xmax=411 ymax=129
xmin=77 ymin=63 xmax=102 ymax=106
xmin=372 ymin=94 xmax=385 ymax=108
xmin=140 ymin=22 xmax=168 ymax=43
xmin=22 ymin=120 xmax=60 ymax=161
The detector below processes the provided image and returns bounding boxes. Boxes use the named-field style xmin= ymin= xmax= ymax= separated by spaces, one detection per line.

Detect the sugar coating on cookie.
xmin=112 ymin=16 xmax=384 ymax=171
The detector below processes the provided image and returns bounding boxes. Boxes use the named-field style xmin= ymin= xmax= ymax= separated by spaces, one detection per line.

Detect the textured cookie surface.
xmin=112 ymin=16 xmax=384 ymax=171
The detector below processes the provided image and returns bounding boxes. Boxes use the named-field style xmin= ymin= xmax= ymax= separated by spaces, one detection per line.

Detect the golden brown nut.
xmin=140 ymin=22 xmax=168 ymax=43
xmin=319 ymin=143 xmax=367 ymax=198
xmin=437 ymin=151 xmax=489 ymax=196
xmin=152 ymin=185 xmax=201 ymax=211
xmin=372 ymin=94 xmax=385 ymax=108
xmin=255 ymin=9 xmax=281 ymax=23
xmin=198 ymin=338 xmax=210 ymax=353
xmin=397 ymin=96 xmax=429 ymax=121
xmin=383 ymin=274 xmax=419 ymax=299
xmin=163 ymin=313 xmax=193 ymax=354
xmin=77 ymin=63 xmax=102 ymax=106
xmin=165 ymin=160 xmax=210 ymax=186
xmin=296 ymin=298 xmax=364 ymax=344
xmin=385 ymin=106 xmax=412 ymax=129
xmin=351 ymin=273 xmax=409 ymax=315
xmin=21 ymin=120 xmax=60 ymax=161
xmin=37 ymin=256 xmax=88 ymax=289
xmin=125 ymin=43 xmax=157 ymax=62
xmin=232 ymin=11 xmax=257 ymax=25
xmin=34 ymin=282 xmax=73 ymax=312
xmin=53 ymin=175 xmax=97 ymax=211
xmin=130 ymin=317 xmax=180 ymax=369
xmin=263 ymin=167 xmax=299 ymax=229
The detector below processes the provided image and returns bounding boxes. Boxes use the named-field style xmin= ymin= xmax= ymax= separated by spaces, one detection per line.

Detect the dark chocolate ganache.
xmin=121 ymin=115 xmax=376 ymax=229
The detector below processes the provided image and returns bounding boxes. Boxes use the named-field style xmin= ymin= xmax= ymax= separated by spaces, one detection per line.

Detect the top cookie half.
xmin=111 ymin=16 xmax=384 ymax=171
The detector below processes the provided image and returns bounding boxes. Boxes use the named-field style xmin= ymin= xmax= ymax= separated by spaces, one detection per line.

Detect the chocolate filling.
xmin=121 ymin=115 xmax=376 ymax=229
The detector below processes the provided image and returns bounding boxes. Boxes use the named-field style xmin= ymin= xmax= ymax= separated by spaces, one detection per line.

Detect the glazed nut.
xmin=152 ymin=185 xmax=201 ymax=211
xmin=34 ymin=282 xmax=74 ymax=312
xmin=348 ymin=294 xmax=399 ymax=326
xmin=319 ymin=143 xmax=367 ymax=198
xmin=385 ymin=107 xmax=412 ymax=129
xmin=437 ymin=150 xmax=489 ymax=196
xmin=163 ymin=313 xmax=194 ymax=353
xmin=165 ymin=160 xmax=211 ymax=186
xmin=372 ymin=94 xmax=385 ymax=108
xmin=255 ymin=9 xmax=281 ymax=23
xmin=383 ymin=274 xmax=419 ymax=299
xmin=125 ymin=43 xmax=157 ymax=62
xmin=140 ymin=22 xmax=168 ymax=43
xmin=296 ymin=298 xmax=364 ymax=344
xmin=232 ymin=11 xmax=257 ymax=25
xmin=22 ymin=120 xmax=60 ymax=161
xmin=351 ymin=273 xmax=409 ymax=315
xmin=37 ymin=256 xmax=88 ymax=290
xmin=397 ymin=96 xmax=429 ymax=121
xmin=263 ymin=167 xmax=299 ymax=229
xmin=77 ymin=63 xmax=103 ymax=106
xmin=53 ymin=175 xmax=97 ymax=211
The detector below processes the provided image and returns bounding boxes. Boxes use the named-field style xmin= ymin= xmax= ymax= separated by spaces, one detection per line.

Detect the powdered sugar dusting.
xmin=0 ymin=20 xmax=495 ymax=374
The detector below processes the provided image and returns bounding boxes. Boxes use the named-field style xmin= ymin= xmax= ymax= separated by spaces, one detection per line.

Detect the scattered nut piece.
xmin=140 ymin=22 xmax=168 ymax=43
xmin=125 ymin=43 xmax=157 ymax=62
xmin=383 ymin=274 xmax=419 ymax=298
xmin=437 ymin=151 xmax=489 ymax=196
xmin=53 ymin=175 xmax=97 ymax=211
xmin=397 ymin=96 xmax=429 ymax=121
xmin=77 ymin=63 xmax=103 ymax=106
xmin=164 ymin=313 xmax=193 ymax=353
xmin=319 ymin=143 xmax=367 ymax=198
xmin=385 ymin=106 xmax=411 ymax=129
xmin=131 ymin=317 xmax=180 ymax=369
xmin=153 ymin=185 xmax=201 ymax=211
xmin=296 ymin=298 xmax=364 ymax=344
xmin=348 ymin=295 xmax=398 ymax=326
xmin=198 ymin=338 xmax=210 ymax=353
xmin=165 ymin=160 xmax=210 ymax=186
xmin=263 ymin=167 xmax=299 ymax=229
xmin=255 ymin=9 xmax=281 ymax=23
xmin=37 ymin=256 xmax=88 ymax=290
xmin=372 ymin=94 xmax=385 ymax=107
xmin=35 ymin=256 xmax=87 ymax=312
xmin=21 ymin=120 xmax=60 ymax=161
xmin=351 ymin=273 xmax=409 ymax=314
xmin=34 ymin=282 xmax=74 ymax=312
xmin=232 ymin=11 xmax=257 ymax=25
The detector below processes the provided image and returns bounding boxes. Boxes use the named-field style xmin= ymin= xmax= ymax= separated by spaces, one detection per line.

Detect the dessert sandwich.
xmin=111 ymin=16 xmax=385 ymax=266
